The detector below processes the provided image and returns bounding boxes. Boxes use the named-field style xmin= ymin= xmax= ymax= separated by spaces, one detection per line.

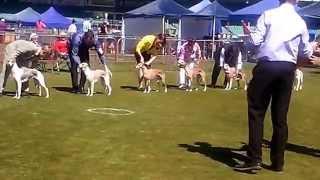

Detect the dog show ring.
xmin=86 ymin=108 xmax=135 ymax=116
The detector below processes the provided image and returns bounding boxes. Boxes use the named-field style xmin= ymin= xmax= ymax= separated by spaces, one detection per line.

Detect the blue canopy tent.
xmin=298 ymin=2 xmax=320 ymax=39
xmin=15 ymin=7 xmax=41 ymax=24
xmin=41 ymin=7 xmax=71 ymax=29
xmin=298 ymin=2 xmax=320 ymax=17
xmin=231 ymin=0 xmax=280 ymax=23
xmin=126 ymin=0 xmax=192 ymax=17
xmin=189 ymin=0 xmax=212 ymax=13
xmin=123 ymin=0 xmax=192 ymax=53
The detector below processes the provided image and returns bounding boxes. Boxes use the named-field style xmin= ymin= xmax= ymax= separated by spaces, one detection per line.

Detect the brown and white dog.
xmin=294 ymin=68 xmax=303 ymax=91
xmin=136 ymin=63 xmax=167 ymax=93
xmin=79 ymin=63 xmax=112 ymax=96
xmin=185 ymin=65 xmax=207 ymax=92
xmin=224 ymin=64 xmax=248 ymax=91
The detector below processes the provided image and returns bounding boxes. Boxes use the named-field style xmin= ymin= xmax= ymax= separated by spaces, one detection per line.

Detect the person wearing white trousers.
xmin=177 ymin=39 xmax=202 ymax=88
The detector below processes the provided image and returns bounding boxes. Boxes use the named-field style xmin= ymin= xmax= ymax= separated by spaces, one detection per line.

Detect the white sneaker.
xmin=178 ymin=84 xmax=185 ymax=89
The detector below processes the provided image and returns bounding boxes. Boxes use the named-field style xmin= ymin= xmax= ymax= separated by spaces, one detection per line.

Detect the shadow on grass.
xmin=309 ymin=71 xmax=320 ymax=74
xmin=178 ymin=142 xmax=249 ymax=168
xmin=52 ymin=87 xmax=74 ymax=93
xmin=262 ymin=139 xmax=320 ymax=158
xmin=120 ymin=86 xmax=140 ymax=91
xmin=2 ymin=91 xmax=38 ymax=97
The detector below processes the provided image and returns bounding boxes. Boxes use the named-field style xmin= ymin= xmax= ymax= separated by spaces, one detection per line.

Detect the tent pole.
xmin=121 ymin=16 xmax=125 ymax=55
xmin=178 ymin=17 xmax=182 ymax=48
xmin=162 ymin=16 xmax=165 ymax=55
xmin=211 ymin=16 xmax=216 ymax=60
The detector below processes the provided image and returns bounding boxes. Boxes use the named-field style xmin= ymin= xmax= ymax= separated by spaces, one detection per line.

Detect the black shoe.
xmin=268 ymin=164 xmax=284 ymax=172
xmin=71 ymin=88 xmax=80 ymax=94
xmin=234 ymin=162 xmax=262 ymax=174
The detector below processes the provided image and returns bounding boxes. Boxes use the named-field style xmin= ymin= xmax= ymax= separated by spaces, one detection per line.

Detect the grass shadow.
xmin=120 ymin=86 xmax=140 ymax=91
xmin=178 ymin=142 xmax=249 ymax=168
xmin=52 ymin=87 xmax=74 ymax=93
xmin=262 ymin=139 xmax=320 ymax=158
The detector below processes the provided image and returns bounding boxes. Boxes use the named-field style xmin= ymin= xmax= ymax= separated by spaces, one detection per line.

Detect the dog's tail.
xmin=104 ymin=65 xmax=112 ymax=78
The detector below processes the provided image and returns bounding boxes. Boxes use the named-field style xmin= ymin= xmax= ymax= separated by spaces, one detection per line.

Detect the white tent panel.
xmin=124 ymin=17 xmax=163 ymax=53
xmin=180 ymin=17 xmax=211 ymax=40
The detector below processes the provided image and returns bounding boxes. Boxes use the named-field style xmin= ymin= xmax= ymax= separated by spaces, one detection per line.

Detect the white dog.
xmin=224 ymin=64 xmax=248 ymax=91
xmin=294 ymin=68 xmax=303 ymax=91
xmin=10 ymin=62 xmax=49 ymax=99
xmin=78 ymin=63 xmax=112 ymax=96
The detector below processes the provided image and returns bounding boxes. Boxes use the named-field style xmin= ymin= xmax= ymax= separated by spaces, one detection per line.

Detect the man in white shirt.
xmin=67 ymin=19 xmax=77 ymax=35
xmin=82 ymin=19 xmax=92 ymax=33
xmin=234 ymin=0 xmax=319 ymax=173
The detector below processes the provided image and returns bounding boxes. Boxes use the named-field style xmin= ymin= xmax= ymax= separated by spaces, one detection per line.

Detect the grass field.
xmin=0 ymin=61 xmax=319 ymax=180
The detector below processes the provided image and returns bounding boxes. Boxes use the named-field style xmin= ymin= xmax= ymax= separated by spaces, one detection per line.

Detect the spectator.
xmin=36 ymin=19 xmax=47 ymax=32
xmin=82 ymin=19 xmax=92 ymax=33
xmin=99 ymin=19 xmax=109 ymax=35
xmin=53 ymin=32 xmax=70 ymax=70
xmin=29 ymin=33 xmax=40 ymax=47
xmin=0 ymin=18 xmax=7 ymax=31
xmin=67 ymin=19 xmax=77 ymax=36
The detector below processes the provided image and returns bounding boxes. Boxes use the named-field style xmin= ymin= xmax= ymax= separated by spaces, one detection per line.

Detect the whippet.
xmin=136 ymin=63 xmax=167 ymax=93
xmin=10 ymin=62 xmax=49 ymax=99
xmin=78 ymin=63 xmax=112 ymax=96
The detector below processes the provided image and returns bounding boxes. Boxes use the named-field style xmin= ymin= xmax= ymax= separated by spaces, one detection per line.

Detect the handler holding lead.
xmin=134 ymin=34 xmax=166 ymax=89
xmin=69 ymin=30 xmax=109 ymax=93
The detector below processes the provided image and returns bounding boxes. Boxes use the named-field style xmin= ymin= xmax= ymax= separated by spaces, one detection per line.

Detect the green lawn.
xmin=0 ymin=62 xmax=319 ymax=180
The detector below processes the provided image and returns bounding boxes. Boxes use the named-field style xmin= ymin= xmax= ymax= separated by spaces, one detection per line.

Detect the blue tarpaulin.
xmin=189 ymin=0 xmax=212 ymax=13
xmin=193 ymin=1 xmax=231 ymax=18
xmin=15 ymin=7 xmax=40 ymax=23
xmin=232 ymin=0 xmax=279 ymax=16
xmin=41 ymin=7 xmax=71 ymax=28
xmin=298 ymin=2 xmax=320 ymax=18
xmin=126 ymin=0 xmax=192 ymax=16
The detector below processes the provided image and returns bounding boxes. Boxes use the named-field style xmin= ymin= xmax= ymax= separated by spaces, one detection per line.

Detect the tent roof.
xmin=41 ymin=7 xmax=71 ymax=28
xmin=189 ymin=0 xmax=212 ymax=13
xmin=15 ymin=7 xmax=40 ymax=23
xmin=126 ymin=0 xmax=192 ymax=16
xmin=193 ymin=1 xmax=231 ymax=18
xmin=298 ymin=2 xmax=320 ymax=17
xmin=232 ymin=0 xmax=279 ymax=16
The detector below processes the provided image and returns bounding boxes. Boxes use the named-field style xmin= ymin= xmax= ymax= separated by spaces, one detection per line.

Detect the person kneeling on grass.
xmin=134 ymin=34 xmax=166 ymax=89
xmin=177 ymin=39 xmax=202 ymax=89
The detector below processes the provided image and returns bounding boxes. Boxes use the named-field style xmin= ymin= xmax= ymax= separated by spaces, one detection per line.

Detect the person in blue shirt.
xmin=69 ymin=30 xmax=107 ymax=93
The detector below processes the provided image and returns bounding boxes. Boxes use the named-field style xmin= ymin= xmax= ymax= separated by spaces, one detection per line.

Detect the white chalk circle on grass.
xmin=86 ymin=108 xmax=135 ymax=116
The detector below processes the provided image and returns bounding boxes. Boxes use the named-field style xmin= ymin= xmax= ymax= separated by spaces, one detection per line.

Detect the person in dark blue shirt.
xmin=69 ymin=30 xmax=107 ymax=93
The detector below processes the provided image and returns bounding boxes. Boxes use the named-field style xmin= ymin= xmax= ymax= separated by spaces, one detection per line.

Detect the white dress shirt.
xmin=68 ymin=23 xmax=77 ymax=34
xmin=250 ymin=3 xmax=313 ymax=64
xmin=82 ymin=20 xmax=92 ymax=33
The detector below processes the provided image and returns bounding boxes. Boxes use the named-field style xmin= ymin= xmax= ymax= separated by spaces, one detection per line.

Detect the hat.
xmin=29 ymin=33 xmax=38 ymax=40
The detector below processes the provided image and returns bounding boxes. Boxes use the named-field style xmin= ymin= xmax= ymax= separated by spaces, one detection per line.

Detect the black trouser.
xmin=211 ymin=62 xmax=221 ymax=87
xmin=247 ymin=61 xmax=296 ymax=167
